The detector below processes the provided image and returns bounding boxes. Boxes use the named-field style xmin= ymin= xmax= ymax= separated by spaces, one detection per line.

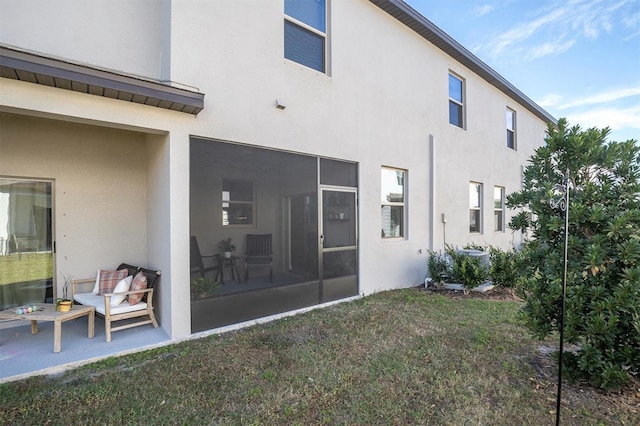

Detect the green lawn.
xmin=1 ymin=288 xmax=637 ymax=425
xmin=0 ymin=253 xmax=53 ymax=286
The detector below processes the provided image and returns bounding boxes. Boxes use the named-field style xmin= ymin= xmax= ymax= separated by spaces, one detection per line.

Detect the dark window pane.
xmin=223 ymin=203 xmax=253 ymax=226
xmin=223 ymin=179 xmax=253 ymax=202
xmin=320 ymin=158 xmax=357 ymax=186
xmin=285 ymin=0 xmax=325 ymax=32
xmin=494 ymin=210 xmax=504 ymax=232
xmin=381 ymin=205 xmax=403 ymax=238
xmin=285 ymin=20 xmax=325 ymax=72
xmin=449 ymin=101 xmax=463 ymax=127
xmin=470 ymin=210 xmax=481 ymax=233
xmin=507 ymin=130 xmax=515 ymax=149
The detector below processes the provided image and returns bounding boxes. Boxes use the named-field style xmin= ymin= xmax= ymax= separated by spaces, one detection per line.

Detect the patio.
xmin=0 ymin=315 xmax=171 ymax=383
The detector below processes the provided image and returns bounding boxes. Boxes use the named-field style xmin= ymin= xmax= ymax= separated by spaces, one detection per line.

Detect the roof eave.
xmin=369 ymin=0 xmax=557 ymax=124
xmin=0 ymin=45 xmax=204 ymax=116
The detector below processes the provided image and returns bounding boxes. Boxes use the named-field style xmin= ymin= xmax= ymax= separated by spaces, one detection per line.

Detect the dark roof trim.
xmin=369 ymin=0 xmax=556 ymax=124
xmin=0 ymin=45 xmax=204 ymax=115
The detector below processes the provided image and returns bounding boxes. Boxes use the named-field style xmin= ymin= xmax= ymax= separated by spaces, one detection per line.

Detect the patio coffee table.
xmin=0 ymin=303 xmax=95 ymax=353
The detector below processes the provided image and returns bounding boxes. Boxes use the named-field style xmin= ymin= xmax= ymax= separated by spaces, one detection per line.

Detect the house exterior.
xmin=0 ymin=0 xmax=555 ymax=339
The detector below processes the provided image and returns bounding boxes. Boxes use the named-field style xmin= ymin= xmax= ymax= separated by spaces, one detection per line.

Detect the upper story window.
xmin=469 ymin=182 xmax=482 ymax=233
xmin=449 ymin=73 xmax=465 ymax=128
xmin=222 ymin=179 xmax=254 ymax=226
xmin=381 ymin=167 xmax=406 ymax=238
xmin=284 ymin=0 xmax=327 ymax=73
xmin=506 ymin=108 xmax=516 ymax=149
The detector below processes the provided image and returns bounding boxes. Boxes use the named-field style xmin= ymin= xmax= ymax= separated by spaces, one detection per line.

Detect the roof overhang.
xmin=0 ymin=45 xmax=204 ymax=115
xmin=369 ymin=0 xmax=557 ymax=124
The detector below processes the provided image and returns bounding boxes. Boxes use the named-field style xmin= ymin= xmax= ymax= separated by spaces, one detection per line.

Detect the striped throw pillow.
xmin=97 ymin=269 xmax=128 ymax=295
xmin=128 ymin=272 xmax=148 ymax=305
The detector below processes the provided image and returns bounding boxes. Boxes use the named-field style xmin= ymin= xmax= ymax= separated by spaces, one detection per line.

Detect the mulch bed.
xmin=422 ymin=284 xmax=523 ymax=302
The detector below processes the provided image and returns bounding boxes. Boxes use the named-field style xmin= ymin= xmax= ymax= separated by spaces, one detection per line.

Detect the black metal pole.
xmin=556 ymin=174 xmax=570 ymax=426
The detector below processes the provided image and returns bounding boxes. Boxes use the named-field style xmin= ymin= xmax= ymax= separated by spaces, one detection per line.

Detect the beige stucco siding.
xmin=0 ymin=0 xmax=551 ymax=337
xmin=0 ymin=113 xmax=148 ymax=280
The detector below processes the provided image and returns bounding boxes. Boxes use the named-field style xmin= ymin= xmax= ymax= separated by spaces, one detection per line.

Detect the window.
xmin=469 ymin=182 xmax=482 ymax=233
xmin=284 ymin=0 xmax=327 ymax=73
xmin=449 ymin=73 xmax=464 ymax=128
xmin=506 ymin=108 xmax=516 ymax=149
xmin=222 ymin=179 xmax=254 ymax=226
xmin=494 ymin=186 xmax=505 ymax=232
xmin=381 ymin=167 xmax=405 ymax=238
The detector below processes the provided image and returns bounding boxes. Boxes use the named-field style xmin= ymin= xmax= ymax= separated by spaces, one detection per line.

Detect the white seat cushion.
xmin=74 ymin=292 xmax=148 ymax=315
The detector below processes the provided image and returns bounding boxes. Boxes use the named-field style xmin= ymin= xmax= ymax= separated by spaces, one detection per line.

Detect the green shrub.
xmin=427 ymin=250 xmax=450 ymax=283
xmin=446 ymin=246 xmax=488 ymax=288
xmin=488 ymin=247 xmax=521 ymax=288
xmin=507 ymin=118 xmax=640 ymax=390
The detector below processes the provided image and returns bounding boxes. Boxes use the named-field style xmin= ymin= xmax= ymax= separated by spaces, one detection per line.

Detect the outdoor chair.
xmin=245 ymin=233 xmax=273 ymax=282
xmin=191 ymin=236 xmax=220 ymax=278
xmin=72 ymin=263 xmax=160 ymax=342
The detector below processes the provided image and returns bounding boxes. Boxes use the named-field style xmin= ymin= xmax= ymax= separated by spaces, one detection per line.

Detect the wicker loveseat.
xmin=72 ymin=263 xmax=160 ymax=342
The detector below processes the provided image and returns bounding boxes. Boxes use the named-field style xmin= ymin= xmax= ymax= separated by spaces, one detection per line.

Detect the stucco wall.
xmin=0 ymin=0 xmax=167 ymax=80
xmin=167 ymin=0 xmax=547 ymax=291
xmin=0 ymin=114 xmax=148 ymax=298
xmin=0 ymin=0 xmax=551 ymax=336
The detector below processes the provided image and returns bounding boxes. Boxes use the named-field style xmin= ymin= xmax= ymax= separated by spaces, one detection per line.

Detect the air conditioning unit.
xmin=456 ymin=249 xmax=489 ymax=270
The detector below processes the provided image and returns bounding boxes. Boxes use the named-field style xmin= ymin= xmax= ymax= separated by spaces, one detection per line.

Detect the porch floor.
xmin=0 ymin=315 xmax=171 ymax=383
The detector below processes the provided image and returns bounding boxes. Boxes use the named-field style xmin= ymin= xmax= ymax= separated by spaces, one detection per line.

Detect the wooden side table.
xmin=216 ymin=255 xmax=242 ymax=283
xmin=0 ymin=303 xmax=95 ymax=352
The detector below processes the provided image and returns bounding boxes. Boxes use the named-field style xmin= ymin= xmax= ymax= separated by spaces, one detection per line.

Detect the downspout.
xmin=429 ymin=134 xmax=436 ymax=251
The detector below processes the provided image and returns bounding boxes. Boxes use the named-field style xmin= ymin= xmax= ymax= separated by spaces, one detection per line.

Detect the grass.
xmin=1 ymin=288 xmax=638 ymax=425
xmin=0 ymin=253 xmax=53 ymax=285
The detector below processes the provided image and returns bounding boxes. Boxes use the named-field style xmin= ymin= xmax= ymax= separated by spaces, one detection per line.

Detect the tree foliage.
xmin=507 ymin=118 xmax=640 ymax=390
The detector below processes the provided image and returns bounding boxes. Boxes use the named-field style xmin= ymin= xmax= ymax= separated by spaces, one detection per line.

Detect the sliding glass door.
xmin=0 ymin=178 xmax=54 ymax=310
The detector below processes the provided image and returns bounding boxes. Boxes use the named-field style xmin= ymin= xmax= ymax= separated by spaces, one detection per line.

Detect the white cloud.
xmin=477 ymin=0 xmax=637 ymax=60
xmin=566 ymin=105 xmax=640 ymax=140
xmin=559 ymin=87 xmax=640 ymax=110
xmin=537 ymin=93 xmax=564 ymax=107
xmin=526 ymin=39 xmax=575 ymax=60
xmin=485 ymin=8 xmax=566 ymax=57
xmin=472 ymin=4 xmax=495 ymax=17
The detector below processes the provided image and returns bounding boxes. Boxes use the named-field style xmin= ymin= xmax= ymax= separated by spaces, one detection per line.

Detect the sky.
xmin=404 ymin=0 xmax=640 ymax=143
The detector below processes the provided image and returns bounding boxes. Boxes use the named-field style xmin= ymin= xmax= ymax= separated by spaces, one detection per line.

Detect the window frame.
xmin=284 ymin=0 xmax=328 ymax=74
xmin=448 ymin=72 xmax=465 ymax=129
xmin=494 ymin=186 xmax=505 ymax=232
xmin=469 ymin=182 xmax=482 ymax=234
xmin=381 ymin=167 xmax=406 ymax=239
xmin=506 ymin=107 xmax=516 ymax=149
xmin=222 ymin=178 xmax=255 ymax=228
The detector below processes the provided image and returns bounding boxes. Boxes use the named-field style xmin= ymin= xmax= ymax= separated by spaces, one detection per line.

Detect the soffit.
xmin=0 ymin=46 xmax=204 ymax=115
xmin=369 ymin=0 xmax=557 ymax=124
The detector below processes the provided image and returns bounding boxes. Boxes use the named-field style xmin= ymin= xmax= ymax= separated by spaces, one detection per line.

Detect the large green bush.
xmin=446 ymin=246 xmax=489 ymax=289
xmin=507 ymin=118 xmax=640 ymax=390
xmin=488 ymin=247 xmax=522 ymax=288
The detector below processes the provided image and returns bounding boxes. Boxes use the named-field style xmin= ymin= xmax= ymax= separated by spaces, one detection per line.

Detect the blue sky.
xmin=405 ymin=0 xmax=640 ymax=143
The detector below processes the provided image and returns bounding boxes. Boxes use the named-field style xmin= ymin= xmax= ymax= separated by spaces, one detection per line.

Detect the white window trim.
xmin=222 ymin=178 xmax=256 ymax=228
xmin=381 ymin=167 xmax=406 ymax=239
xmin=469 ymin=182 xmax=482 ymax=234
xmin=449 ymin=72 xmax=465 ymax=129
xmin=506 ymin=107 xmax=516 ymax=150
xmin=494 ymin=186 xmax=505 ymax=232
xmin=284 ymin=1 xmax=330 ymax=75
